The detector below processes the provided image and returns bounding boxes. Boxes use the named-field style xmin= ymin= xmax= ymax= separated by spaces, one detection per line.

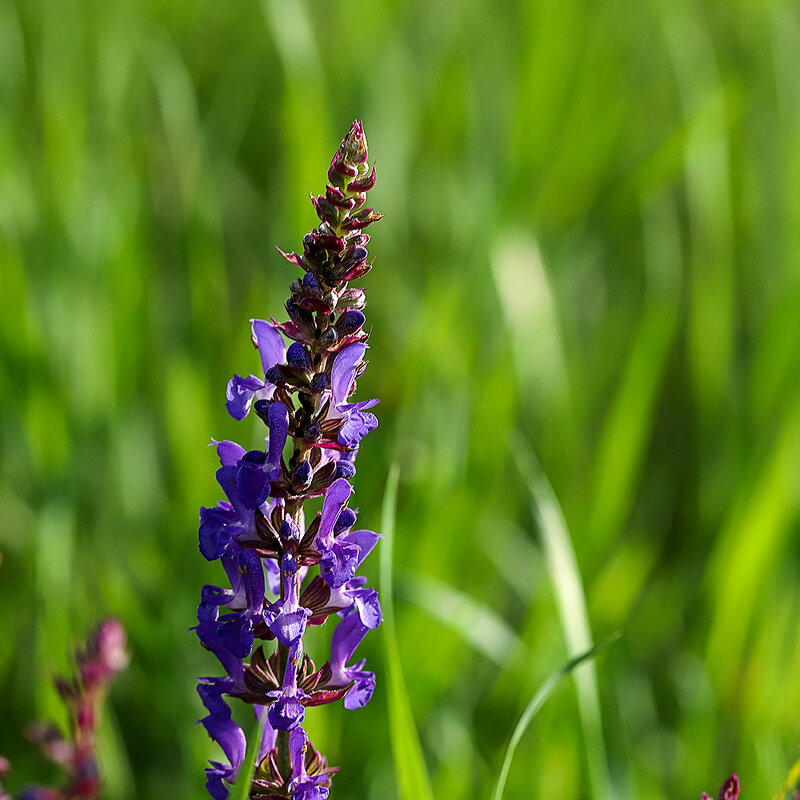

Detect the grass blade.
xmin=492 ymin=639 xmax=617 ymax=800
xmin=770 ymin=755 xmax=800 ymax=800
xmin=380 ymin=465 xmax=435 ymax=800
xmin=228 ymin=712 xmax=266 ymax=800
xmin=512 ymin=435 xmax=613 ymax=800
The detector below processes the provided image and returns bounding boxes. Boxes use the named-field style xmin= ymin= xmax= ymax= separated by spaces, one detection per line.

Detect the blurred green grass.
xmin=1 ymin=0 xmax=799 ymax=798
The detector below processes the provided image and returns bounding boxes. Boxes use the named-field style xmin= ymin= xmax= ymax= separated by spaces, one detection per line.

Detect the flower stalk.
xmin=196 ymin=120 xmax=383 ymax=800
xmin=0 ymin=620 xmax=128 ymax=800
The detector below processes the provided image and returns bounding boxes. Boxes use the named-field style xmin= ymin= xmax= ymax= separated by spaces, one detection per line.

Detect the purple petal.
xmin=201 ymin=716 xmax=246 ymax=772
xmin=330 ymin=343 xmax=366 ymax=405
xmin=199 ymin=505 xmax=238 ymax=561
xmin=341 ymin=529 xmax=380 ymax=567
xmin=215 ymin=465 xmax=248 ymax=518
xmin=292 ymin=778 xmax=330 ymax=800
xmin=330 ymin=613 xmax=369 ymax=675
xmin=267 ymin=403 xmax=289 ymax=468
xmin=292 ymin=784 xmax=329 ymax=800
xmin=236 ymin=452 xmax=271 ymax=510
xmin=204 ymin=772 xmax=230 ymax=800
xmin=289 ymin=727 xmax=307 ymax=779
xmin=197 ymin=677 xmax=234 ymax=720
xmin=264 ymin=607 xmax=310 ymax=647
xmin=252 ymin=319 xmax=286 ymax=377
xmin=213 ymin=439 xmax=247 ymax=467
xmin=226 ymin=374 xmax=265 ymax=420
xmin=333 ymin=508 xmax=357 ymax=535
xmin=320 ymin=540 xmax=361 ymax=588
xmin=221 ymin=547 xmax=265 ymax=613
xmin=265 ymin=560 xmax=281 ymax=596
xmin=343 ymin=669 xmax=375 ymax=709
xmin=267 ymin=694 xmax=305 ymax=731
xmin=350 ymin=587 xmax=382 ymax=629
xmin=338 ymin=403 xmax=379 ymax=448
xmin=318 ymin=479 xmax=352 ymax=544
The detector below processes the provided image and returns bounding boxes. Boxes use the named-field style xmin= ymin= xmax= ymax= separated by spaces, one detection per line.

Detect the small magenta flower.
xmin=702 ymin=774 xmax=740 ymax=800
xmin=195 ymin=120 xmax=383 ymax=799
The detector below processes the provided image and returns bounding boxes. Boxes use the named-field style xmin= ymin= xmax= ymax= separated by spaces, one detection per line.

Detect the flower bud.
xmin=335 ymin=310 xmax=365 ymax=338
xmin=334 ymin=460 xmax=357 ymax=480
xmin=336 ymin=289 xmax=366 ymax=311
xmin=319 ymin=327 xmax=338 ymax=348
xmin=253 ymin=399 xmax=271 ymax=424
xmin=347 ymin=163 xmax=377 ymax=193
xmin=310 ymin=373 xmax=328 ymax=393
xmin=292 ymin=461 xmax=313 ymax=492
xmin=304 ymin=421 xmax=322 ymax=442
xmin=287 ymin=342 xmax=312 ymax=372
xmin=279 ymin=517 xmax=301 ymax=543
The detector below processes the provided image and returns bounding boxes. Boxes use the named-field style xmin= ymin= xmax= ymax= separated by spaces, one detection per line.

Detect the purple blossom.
xmin=225 ymin=321 xmax=286 ymax=421
xmin=198 ymin=443 xmax=255 ymax=561
xmin=328 ymin=612 xmax=376 ymax=709
xmin=314 ymin=479 xmax=379 ymax=588
xmin=330 ymin=343 xmax=378 ymax=448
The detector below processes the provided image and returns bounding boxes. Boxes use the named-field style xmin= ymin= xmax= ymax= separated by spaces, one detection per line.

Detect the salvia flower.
xmin=195 ymin=120 xmax=383 ymax=800
xmin=1 ymin=620 xmax=127 ymax=800
xmin=701 ymin=774 xmax=740 ymax=800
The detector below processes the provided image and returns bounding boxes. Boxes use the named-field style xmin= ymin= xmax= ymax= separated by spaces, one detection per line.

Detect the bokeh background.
xmin=2 ymin=0 xmax=800 ymax=798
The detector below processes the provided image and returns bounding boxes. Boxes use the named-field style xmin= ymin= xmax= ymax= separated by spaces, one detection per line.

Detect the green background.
xmin=1 ymin=0 xmax=799 ymax=798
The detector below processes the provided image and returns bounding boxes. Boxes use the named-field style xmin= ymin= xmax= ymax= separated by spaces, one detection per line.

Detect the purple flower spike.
xmin=195 ymin=122 xmax=382 ymax=798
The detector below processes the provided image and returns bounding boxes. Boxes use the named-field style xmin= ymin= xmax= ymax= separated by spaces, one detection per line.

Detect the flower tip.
xmin=91 ymin=619 xmax=129 ymax=674
xmin=719 ymin=775 xmax=740 ymax=800
xmin=343 ymin=120 xmax=368 ymax=164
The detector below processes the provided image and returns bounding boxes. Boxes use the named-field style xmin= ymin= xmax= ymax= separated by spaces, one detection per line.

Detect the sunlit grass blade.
xmin=380 ymin=465 xmax=435 ymax=800
xmin=398 ymin=570 xmax=524 ymax=668
xmin=769 ymin=755 xmax=800 ymax=800
xmin=491 ymin=638 xmax=618 ymax=800
xmin=512 ymin=434 xmax=613 ymax=800
xmin=229 ymin=712 xmax=266 ymax=800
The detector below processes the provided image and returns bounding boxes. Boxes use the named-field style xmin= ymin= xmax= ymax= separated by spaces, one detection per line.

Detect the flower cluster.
xmin=701 ymin=775 xmax=740 ymax=800
xmin=0 ymin=620 xmax=128 ymax=800
xmin=195 ymin=121 xmax=383 ymax=800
